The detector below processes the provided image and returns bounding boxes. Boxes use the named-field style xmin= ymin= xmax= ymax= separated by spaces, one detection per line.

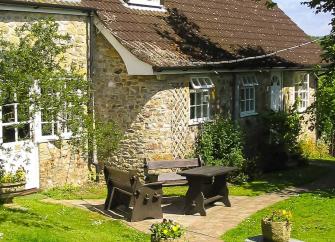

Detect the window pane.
xmin=18 ymin=123 xmax=30 ymax=140
xmin=203 ymin=104 xmax=208 ymax=118
xmin=196 ymin=92 xmax=202 ymax=105
xmin=190 ymin=106 xmax=195 ymax=120
xmin=3 ymin=126 xmax=16 ymax=143
xmin=42 ymin=123 xmax=53 ymax=136
xmin=190 ymin=93 xmax=195 ymax=106
xmin=246 ymin=88 xmax=250 ymax=99
xmin=240 ymin=88 xmax=245 ymax=101
xmin=250 ymin=100 xmax=255 ymax=111
xmin=196 ymin=105 xmax=202 ymax=118
xmin=250 ymin=87 xmax=254 ymax=99
xmin=18 ymin=105 xmax=29 ymax=122
xmin=240 ymin=100 xmax=245 ymax=112
xmin=246 ymin=100 xmax=250 ymax=111
xmin=2 ymin=105 xmax=15 ymax=123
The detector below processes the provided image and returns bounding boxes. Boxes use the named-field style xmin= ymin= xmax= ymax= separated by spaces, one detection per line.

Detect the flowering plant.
xmin=264 ymin=209 xmax=292 ymax=223
xmin=0 ymin=166 xmax=26 ymax=184
xmin=150 ymin=219 xmax=184 ymax=241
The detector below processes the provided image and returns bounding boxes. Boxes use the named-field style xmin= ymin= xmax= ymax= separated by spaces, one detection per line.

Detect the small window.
xmin=190 ymin=77 xmax=214 ymax=124
xmin=239 ymin=75 xmax=258 ymax=117
xmin=125 ymin=0 xmax=163 ymax=8
xmin=295 ymin=73 xmax=309 ymax=112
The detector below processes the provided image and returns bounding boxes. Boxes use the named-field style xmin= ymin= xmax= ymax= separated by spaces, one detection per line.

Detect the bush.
xmin=299 ymin=137 xmax=331 ymax=160
xmin=197 ymin=116 xmax=248 ymax=182
xmin=259 ymin=110 xmax=302 ymax=171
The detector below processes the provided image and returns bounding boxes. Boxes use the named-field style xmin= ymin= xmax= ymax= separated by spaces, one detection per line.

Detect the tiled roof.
xmin=1 ymin=0 xmax=323 ymax=69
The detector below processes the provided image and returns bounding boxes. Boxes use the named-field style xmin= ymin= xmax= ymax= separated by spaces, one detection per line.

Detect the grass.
xmin=163 ymin=164 xmax=330 ymax=197
xmin=42 ymin=182 xmax=107 ymax=200
xmin=221 ymin=189 xmax=335 ymax=242
xmin=0 ymin=194 xmax=150 ymax=242
xmin=42 ymin=163 xmax=330 ymax=200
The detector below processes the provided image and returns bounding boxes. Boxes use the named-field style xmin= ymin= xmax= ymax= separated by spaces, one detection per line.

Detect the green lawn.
xmin=164 ymin=164 xmax=330 ymax=197
xmin=222 ymin=189 xmax=335 ymax=242
xmin=0 ymin=194 xmax=149 ymax=242
xmin=42 ymin=164 xmax=329 ymax=200
xmin=42 ymin=183 xmax=107 ymax=200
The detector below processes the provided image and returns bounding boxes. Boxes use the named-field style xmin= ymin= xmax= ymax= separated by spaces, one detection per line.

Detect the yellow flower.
xmin=163 ymin=230 xmax=168 ymax=234
xmin=282 ymin=210 xmax=287 ymax=215
xmin=172 ymin=226 xmax=178 ymax=232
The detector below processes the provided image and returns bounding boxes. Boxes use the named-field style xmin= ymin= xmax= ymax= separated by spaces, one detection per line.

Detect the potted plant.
xmin=261 ymin=209 xmax=292 ymax=242
xmin=0 ymin=165 xmax=26 ymax=204
xmin=150 ymin=219 xmax=185 ymax=242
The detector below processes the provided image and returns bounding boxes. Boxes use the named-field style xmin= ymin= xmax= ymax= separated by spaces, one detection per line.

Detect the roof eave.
xmin=153 ymin=63 xmax=326 ymax=75
xmin=0 ymin=0 xmax=95 ymax=12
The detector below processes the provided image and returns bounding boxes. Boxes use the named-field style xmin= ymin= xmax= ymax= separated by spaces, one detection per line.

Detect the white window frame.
xmin=0 ymin=92 xmax=32 ymax=144
xmin=239 ymin=74 xmax=258 ymax=117
xmin=189 ymin=77 xmax=214 ymax=125
xmin=294 ymin=73 xmax=310 ymax=113
xmin=123 ymin=0 xmax=165 ymax=10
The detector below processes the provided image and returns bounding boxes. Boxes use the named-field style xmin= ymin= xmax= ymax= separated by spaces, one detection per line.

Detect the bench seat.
xmin=144 ymin=157 xmax=203 ymax=187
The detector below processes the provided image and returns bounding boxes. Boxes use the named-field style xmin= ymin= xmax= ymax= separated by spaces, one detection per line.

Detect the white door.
xmin=0 ymin=100 xmax=39 ymax=189
xmin=270 ymin=72 xmax=283 ymax=112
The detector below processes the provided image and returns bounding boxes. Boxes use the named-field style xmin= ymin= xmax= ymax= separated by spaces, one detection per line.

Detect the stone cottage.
xmin=0 ymin=0 xmax=322 ymax=189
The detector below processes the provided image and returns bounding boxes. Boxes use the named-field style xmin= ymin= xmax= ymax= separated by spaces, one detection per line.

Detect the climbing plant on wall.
xmin=0 ymin=18 xmax=121 ymax=174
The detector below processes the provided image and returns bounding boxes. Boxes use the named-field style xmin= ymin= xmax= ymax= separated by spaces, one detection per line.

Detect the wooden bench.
xmin=144 ymin=157 xmax=203 ymax=187
xmin=103 ymin=166 xmax=163 ymax=222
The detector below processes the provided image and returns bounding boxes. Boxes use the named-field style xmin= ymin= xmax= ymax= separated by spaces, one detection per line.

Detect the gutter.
xmin=153 ymin=65 xmax=327 ymax=75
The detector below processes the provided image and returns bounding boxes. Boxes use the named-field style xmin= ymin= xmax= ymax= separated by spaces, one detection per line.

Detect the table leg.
xmin=213 ymin=175 xmax=231 ymax=207
xmin=184 ymin=178 xmax=206 ymax=216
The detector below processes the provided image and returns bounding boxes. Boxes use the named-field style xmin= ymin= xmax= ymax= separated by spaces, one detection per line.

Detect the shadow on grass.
xmin=0 ymin=205 xmax=72 ymax=230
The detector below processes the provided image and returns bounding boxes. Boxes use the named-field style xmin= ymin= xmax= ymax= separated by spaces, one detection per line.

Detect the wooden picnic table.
xmin=178 ymin=166 xmax=237 ymax=216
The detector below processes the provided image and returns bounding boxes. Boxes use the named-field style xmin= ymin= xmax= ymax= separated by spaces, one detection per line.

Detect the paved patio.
xmin=43 ymin=161 xmax=335 ymax=242
xmin=44 ymin=193 xmax=290 ymax=242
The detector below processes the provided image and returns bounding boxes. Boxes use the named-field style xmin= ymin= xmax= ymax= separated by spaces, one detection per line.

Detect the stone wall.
xmin=0 ymin=11 xmax=90 ymax=188
xmin=94 ymin=34 xmax=186 ymax=172
xmin=94 ymin=33 xmax=317 ymax=174
xmin=39 ymin=142 xmax=89 ymax=188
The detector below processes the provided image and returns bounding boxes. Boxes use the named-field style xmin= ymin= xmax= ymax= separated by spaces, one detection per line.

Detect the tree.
xmin=0 ymin=18 xmax=121 ymax=176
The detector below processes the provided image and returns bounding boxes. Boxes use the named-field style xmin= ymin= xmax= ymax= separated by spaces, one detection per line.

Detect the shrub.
xmin=150 ymin=219 xmax=184 ymax=242
xmin=299 ymin=137 xmax=331 ymax=160
xmin=0 ymin=166 xmax=26 ymax=184
xmin=259 ymin=110 xmax=302 ymax=171
xmin=197 ymin=116 xmax=248 ymax=182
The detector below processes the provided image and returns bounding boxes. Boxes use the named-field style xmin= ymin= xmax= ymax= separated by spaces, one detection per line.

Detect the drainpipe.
xmin=87 ymin=11 xmax=100 ymax=180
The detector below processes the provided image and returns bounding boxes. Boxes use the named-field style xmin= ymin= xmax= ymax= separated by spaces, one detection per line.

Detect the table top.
xmin=178 ymin=166 xmax=237 ymax=178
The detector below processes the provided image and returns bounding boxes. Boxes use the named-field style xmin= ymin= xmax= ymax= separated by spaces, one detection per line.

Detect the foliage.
xmin=264 ymin=210 xmax=292 ymax=223
xmin=299 ymin=137 xmax=331 ymax=160
xmin=222 ymin=190 xmax=335 ymax=242
xmin=197 ymin=116 xmax=248 ymax=182
xmin=0 ymin=166 xmax=25 ymax=184
xmin=309 ymin=72 xmax=335 ymax=155
xmin=259 ymin=110 xmax=302 ymax=171
xmin=0 ymin=194 xmax=149 ymax=242
xmin=150 ymin=219 xmax=184 ymax=241
xmin=0 ymin=18 xmax=121 ymax=173
xmin=301 ymin=1 xmax=335 ymax=155
xmin=163 ymin=164 xmax=329 ymax=197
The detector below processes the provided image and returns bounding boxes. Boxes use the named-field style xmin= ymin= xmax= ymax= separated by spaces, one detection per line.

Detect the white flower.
xmin=0 ymin=232 xmax=4 ymax=240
